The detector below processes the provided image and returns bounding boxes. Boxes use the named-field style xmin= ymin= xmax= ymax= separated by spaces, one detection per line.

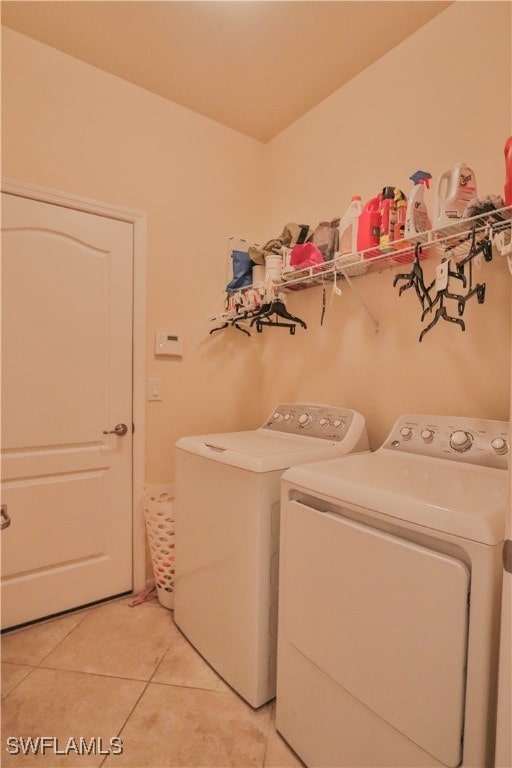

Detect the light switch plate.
xmin=147 ymin=378 xmax=162 ymax=401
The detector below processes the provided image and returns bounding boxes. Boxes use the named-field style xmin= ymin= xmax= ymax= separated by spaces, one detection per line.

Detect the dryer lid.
xmin=282 ymin=451 xmax=508 ymax=544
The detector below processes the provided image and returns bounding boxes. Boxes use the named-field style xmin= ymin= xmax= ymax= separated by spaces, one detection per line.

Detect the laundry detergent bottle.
xmin=339 ymin=195 xmax=363 ymax=254
xmin=434 ymin=163 xmax=477 ymax=227
xmin=358 ymin=193 xmax=382 ymax=257
xmin=405 ymin=170 xmax=432 ymax=238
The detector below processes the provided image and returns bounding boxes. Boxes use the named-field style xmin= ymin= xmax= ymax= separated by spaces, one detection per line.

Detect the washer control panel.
xmin=262 ymin=403 xmax=366 ymax=445
xmin=384 ymin=414 xmax=510 ymax=469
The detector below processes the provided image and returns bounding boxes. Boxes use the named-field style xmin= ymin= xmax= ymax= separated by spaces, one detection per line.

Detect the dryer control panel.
xmin=262 ymin=403 xmax=368 ymax=449
xmin=383 ymin=414 xmax=510 ymax=469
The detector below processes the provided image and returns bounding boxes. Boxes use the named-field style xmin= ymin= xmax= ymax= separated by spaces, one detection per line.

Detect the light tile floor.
xmin=1 ymin=597 xmax=304 ymax=768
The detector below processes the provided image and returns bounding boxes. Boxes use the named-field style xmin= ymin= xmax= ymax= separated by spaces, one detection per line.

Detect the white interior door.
xmin=1 ymin=191 xmax=134 ymax=629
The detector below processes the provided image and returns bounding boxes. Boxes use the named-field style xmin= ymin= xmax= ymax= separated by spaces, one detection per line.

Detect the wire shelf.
xmin=212 ymin=207 xmax=511 ymax=333
xmin=276 ymin=206 xmax=512 ymax=291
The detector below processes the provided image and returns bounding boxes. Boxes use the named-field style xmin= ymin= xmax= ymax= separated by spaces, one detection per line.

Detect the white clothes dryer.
xmin=276 ymin=414 xmax=509 ymax=768
xmin=174 ymin=403 xmax=368 ymax=708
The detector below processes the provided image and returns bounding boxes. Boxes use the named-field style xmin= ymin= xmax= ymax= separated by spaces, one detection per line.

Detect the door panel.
xmin=1 ymin=192 xmax=133 ymax=629
xmin=282 ymin=500 xmax=470 ymax=768
xmin=1 ymin=473 xmax=107 ymax=574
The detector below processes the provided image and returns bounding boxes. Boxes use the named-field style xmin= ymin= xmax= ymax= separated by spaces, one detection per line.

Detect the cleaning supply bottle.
xmin=339 ymin=195 xmax=363 ymax=254
xmin=504 ymin=136 xmax=512 ymax=206
xmin=393 ymin=189 xmax=408 ymax=242
xmin=379 ymin=186 xmax=396 ymax=252
xmin=404 ymin=170 xmax=432 ymax=238
xmin=434 ymin=163 xmax=477 ymax=228
xmin=358 ymin=193 xmax=382 ymax=257
xmin=380 ymin=187 xmax=406 ymax=252
xmin=392 ymin=191 xmax=408 ymax=252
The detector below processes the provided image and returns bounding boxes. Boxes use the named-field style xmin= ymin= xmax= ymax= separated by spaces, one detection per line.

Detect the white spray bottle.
xmin=404 ymin=170 xmax=432 ymax=238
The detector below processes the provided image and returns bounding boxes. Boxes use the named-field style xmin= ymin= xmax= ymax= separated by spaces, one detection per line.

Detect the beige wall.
xmin=2 ymin=0 xmax=511 ymax=478
xmin=1 ymin=25 xmax=266 ymax=482
xmin=261 ymin=0 xmax=512 ymax=448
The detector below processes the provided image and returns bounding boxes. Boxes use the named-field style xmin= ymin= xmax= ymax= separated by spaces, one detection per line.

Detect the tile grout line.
xmin=1 ymin=609 xmax=93 ymax=700
xmin=35 ymin=610 xmax=93 ymax=667
xmin=97 ymin=638 xmax=174 ymax=767
xmin=98 ymin=676 xmax=152 ymax=768
xmin=0 ymin=663 xmax=38 ymax=703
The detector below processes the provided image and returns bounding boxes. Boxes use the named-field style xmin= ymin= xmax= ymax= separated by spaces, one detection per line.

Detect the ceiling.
xmin=1 ymin=1 xmax=452 ymax=143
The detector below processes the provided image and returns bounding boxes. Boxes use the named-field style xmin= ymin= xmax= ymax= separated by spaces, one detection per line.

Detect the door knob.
xmin=103 ymin=423 xmax=128 ymax=436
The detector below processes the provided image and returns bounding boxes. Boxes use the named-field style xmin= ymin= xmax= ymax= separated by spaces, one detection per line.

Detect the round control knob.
xmin=319 ymin=418 xmax=329 ymax=427
xmin=272 ymin=412 xmax=283 ymax=422
xmin=450 ymin=430 xmax=473 ymax=452
xmin=421 ymin=429 xmax=434 ymax=443
xmin=284 ymin=413 xmax=294 ymax=422
xmin=298 ymin=413 xmax=312 ymax=427
xmin=400 ymin=427 xmax=413 ymax=440
xmin=333 ymin=419 xmax=344 ymax=429
xmin=491 ymin=437 xmax=508 ymax=455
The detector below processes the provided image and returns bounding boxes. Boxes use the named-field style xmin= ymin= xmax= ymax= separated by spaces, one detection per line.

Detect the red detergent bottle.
xmin=505 ymin=136 xmax=512 ymax=206
xmin=358 ymin=193 xmax=382 ymax=258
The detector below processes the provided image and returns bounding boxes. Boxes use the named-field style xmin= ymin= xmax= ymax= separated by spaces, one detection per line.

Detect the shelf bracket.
xmin=338 ymin=265 xmax=379 ymax=332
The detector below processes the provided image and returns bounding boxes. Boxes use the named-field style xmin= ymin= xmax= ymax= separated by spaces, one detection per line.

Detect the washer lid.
xmin=282 ymin=451 xmax=507 ymax=544
xmin=176 ymin=431 xmax=344 ymax=472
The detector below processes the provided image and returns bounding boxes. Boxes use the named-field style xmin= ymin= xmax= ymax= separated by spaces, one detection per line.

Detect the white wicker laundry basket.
xmin=143 ymin=485 xmax=175 ymax=609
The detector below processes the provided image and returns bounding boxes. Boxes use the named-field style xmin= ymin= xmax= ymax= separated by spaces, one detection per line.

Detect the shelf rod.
xmin=337 ymin=265 xmax=379 ymax=333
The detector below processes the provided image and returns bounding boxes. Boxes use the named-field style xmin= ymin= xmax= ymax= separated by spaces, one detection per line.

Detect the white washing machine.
xmin=276 ymin=414 xmax=509 ymax=768
xmin=173 ymin=403 xmax=368 ymax=708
